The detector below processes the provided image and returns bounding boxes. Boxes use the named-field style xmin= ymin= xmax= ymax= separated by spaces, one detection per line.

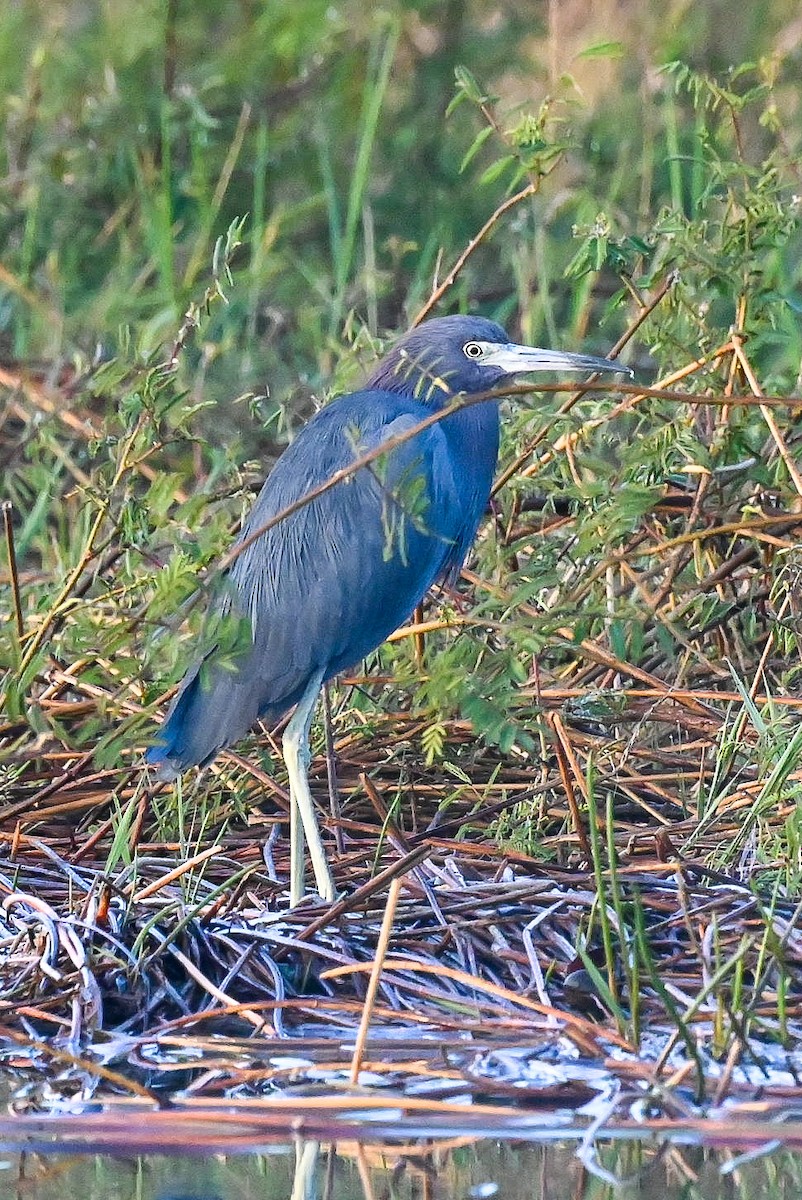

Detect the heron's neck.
xmin=368 ymin=354 xmax=501 ymax=468
xmin=439 ymin=396 xmax=501 ymax=483
xmin=367 ymin=352 xmax=461 ymax=407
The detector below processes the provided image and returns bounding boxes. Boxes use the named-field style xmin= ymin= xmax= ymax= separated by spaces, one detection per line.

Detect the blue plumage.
xmin=145 ymin=314 xmax=628 ymax=901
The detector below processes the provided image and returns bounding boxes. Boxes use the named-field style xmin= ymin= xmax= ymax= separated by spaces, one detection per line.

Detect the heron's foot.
xmin=288 ymin=882 xmax=339 ymax=908
xmin=309 ymin=864 xmax=337 ymax=905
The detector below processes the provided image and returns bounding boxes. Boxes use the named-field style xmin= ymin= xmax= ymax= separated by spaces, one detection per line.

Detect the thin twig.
xmin=412 ymin=183 xmax=538 ymax=326
xmin=548 ymin=713 xmax=594 ymax=864
xmin=292 ymin=844 xmax=432 ymax=944
xmin=732 ymin=333 xmax=802 ymax=497
xmin=349 ymin=876 xmax=402 ymax=1084
xmin=2 ymin=501 xmax=24 ymax=639
xmin=322 ymin=682 xmax=345 ymax=854
xmin=16 ymin=413 xmax=149 ymax=676
xmin=132 ymin=846 xmax=221 ymax=901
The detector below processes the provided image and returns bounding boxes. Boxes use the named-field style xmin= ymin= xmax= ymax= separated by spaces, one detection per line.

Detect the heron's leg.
xmin=289 ymin=782 xmax=304 ymax=906
xmin=291 ymin=1140 xmax=319 ymax=1200
xmin=282 ymin=669 xmax=336 ymax=904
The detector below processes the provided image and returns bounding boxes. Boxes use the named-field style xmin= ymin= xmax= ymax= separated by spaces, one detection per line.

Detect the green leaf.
xmin=577 ymin=40 xmax=625 ymax=60
xmin=452 ymin=65 xmax=488 ymax=105
xmin=459 ymin=125 xmax=494 ymax=173
xmin=478 ymin=154 xmax=516 ymax=187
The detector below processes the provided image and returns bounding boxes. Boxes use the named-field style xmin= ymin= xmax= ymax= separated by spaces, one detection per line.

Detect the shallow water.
xmin=2 ymin=1138 xmax=802 ymax=1200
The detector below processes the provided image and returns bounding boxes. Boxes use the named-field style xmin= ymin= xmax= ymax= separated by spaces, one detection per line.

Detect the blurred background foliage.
xmin=3 ymin=0 xmax=801 ymax=403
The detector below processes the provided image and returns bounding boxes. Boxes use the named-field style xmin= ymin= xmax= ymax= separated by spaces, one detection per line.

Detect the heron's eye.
xmin=463 ymin=341 xmax=484 ymax=359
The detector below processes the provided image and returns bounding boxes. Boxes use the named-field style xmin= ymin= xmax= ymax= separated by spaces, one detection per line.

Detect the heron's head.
xmin=367 ymin=314 xmax=631 ymax=405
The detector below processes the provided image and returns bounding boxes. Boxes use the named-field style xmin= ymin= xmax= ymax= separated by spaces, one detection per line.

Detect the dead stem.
xmin=2 ymin=501 xmax=23 ymax=640
xmin=349 ymin=875 xmax=402 ymax=1083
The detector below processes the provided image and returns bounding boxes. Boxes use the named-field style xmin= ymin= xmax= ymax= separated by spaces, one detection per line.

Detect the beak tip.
xmin=605 ymin=358 xmax=634 ymax=378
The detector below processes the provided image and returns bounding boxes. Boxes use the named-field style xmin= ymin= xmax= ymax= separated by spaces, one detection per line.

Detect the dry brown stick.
xmin=548 ymin=713 xmax=594 ymax=864
xmin=516 ymin=347 xmax=738 ymax=487
xmin=412 ymin=601 xmax=426 ymax=669
xmin=387 ymin=613 xmax=497 ymax=640
xmin=731 ymin=333 xmax=802 ymax=496
xmin=349 ymin=876 xmax=402 ymax=1084
xmin=322 ymin=958 xmax=634 ymax=1052
xmin=219 ymin=751 xmax=291 ymax=812
xmin=293 ymin=843 xmax=432 ymax=944
xmin=2 ymin=501 xmax=23 ymax=639
xmin=131 ymin=847 xmax=222 ymax=899
xmin=360 ymin=772 xmax=450 ymax=926
xmin=354 ymin=1146 xmax=378 ymax=1200
xmin=71 ymin=814 xmax=117 ymax=861
xmin=128 ymin=792 xmax=150 ymax=859
xmin=629 ymin=513 xmax=802 ymax=558
xmin=494 ymin=381 xmax=797 ymax=407
xmin=533 ymin=686 xmax=802 ymax=708
xmin=712 ymin=1035 xmax=744 ymax=1106
xmin=412 ymin=182 xmax=538 ymax=326
xmin=561 ymin=640 xmax=704 ymax=710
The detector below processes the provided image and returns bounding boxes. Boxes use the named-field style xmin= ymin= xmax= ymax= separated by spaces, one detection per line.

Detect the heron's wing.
xmin=232 ymin=396 xmax=461 ymax=694
xmin=147 ymin=392 xmax=462 ymax=774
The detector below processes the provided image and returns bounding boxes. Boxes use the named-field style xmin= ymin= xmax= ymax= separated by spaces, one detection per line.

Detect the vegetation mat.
xmin=4 ymin=667 xmax=802 ymax=1130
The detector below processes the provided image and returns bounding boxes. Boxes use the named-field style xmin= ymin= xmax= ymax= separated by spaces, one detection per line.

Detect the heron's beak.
xmin=483 ymin=343 xmax=633 ymax=378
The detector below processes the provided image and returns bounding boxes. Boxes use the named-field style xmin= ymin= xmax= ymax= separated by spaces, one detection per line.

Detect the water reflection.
xmin=1 ymin=1138 xmax=800 ymax=1200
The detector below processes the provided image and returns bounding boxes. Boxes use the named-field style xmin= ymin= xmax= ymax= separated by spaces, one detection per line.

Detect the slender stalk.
xmin=322 ymin=682 xmax=344 ymax=854
xmin=2 ymin=501 xmax=24 ymax=640
xmin=183 ymin=101 xmax=251 ymax=291
xmin=732 ymin=334 xmax=802 ymax=496
xmin=16 ymin=414 xmax=148 ymax=678
xmin=585 ymin=777 xmax=622 ymax=1019
xmin=413 ymin=183 xmax=537 ymax=327
xmin=349 ymin=876 xmax=402 ymax=1084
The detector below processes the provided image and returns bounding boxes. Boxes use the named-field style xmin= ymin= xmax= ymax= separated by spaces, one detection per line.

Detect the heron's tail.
xmin=144 ymin=653 xmax=265 ymax=781
xmin=144 ymin=663 xmax=206 ymax=780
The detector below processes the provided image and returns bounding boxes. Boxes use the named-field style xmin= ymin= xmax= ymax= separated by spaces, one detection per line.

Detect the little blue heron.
xmin=146 ymin=314 xmax=629 ymax=903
